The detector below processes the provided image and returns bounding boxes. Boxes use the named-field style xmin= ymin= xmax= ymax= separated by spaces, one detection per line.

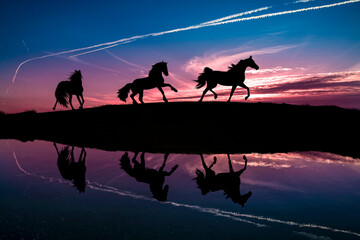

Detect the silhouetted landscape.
xmin=1 ymin=102 xmax=359 ymax=158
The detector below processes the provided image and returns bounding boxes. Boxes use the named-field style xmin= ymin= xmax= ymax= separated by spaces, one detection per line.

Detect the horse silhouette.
xmin=54 ymin=143 xmax=87 ymax=193
xmin=195 ymin=56 xmax=259 ymax=102
xmin=117 ymin=61 xmax=178 ymax=104
xmin=119 ymin=152 xmax=178 ymax=201
xmin=194 ymin=154 xmax=252 ymax=207
xmin=53 ymin=70 xmax=84 ymax=110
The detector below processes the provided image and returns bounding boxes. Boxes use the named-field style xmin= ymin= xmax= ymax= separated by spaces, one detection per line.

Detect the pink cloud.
xmin=183 ymin=45 xmax=297 ymax=74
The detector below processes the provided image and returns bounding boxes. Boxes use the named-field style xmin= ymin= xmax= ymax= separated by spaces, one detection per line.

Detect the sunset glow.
xmin=1 ymin=0 xmax=359 ymax=113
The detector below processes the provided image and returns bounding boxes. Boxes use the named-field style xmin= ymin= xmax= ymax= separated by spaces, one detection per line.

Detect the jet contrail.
xmin=198 ymin=6 xmax=271 ymax=26
xmin=197 ymin=0 xmax=360 ymax=27
xmin=3 ymin=5 xmax=271 ymax=89
xmin=7 ymin=0 xmax=360 ymax=94
xmin=22 ymin=40 xmax=30 ymax=52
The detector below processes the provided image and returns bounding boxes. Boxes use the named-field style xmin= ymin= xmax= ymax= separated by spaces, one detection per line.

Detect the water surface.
xmin=1 ymin=140 xmax=359 ymax=239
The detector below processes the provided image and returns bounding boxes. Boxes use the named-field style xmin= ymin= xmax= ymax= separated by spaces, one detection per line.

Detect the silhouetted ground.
xmin=0 ymin=102 xmax=359 ymax=158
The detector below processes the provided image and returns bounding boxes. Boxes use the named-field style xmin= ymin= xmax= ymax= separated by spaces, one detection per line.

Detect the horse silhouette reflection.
xmin=194 ymin=154 xmax=252 ymax=207
xmin=54 ymin=143 xmax=86 ymax=193
xmin=120 ymin=152 xmax=178 ymax=201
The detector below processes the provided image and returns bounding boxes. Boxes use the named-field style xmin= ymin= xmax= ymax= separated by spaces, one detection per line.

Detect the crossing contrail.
xmin=7 ymin=0 xmax=360 ymax=95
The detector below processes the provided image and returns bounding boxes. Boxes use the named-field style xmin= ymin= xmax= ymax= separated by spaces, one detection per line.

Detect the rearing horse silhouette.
xmin=120 ymin=152 xmax=178 ymax=201
xmin=195 ymin=56 xmax=259 ymax=102
xmin=117 ymin=61 xmax=177 ymax=104
xmin=194 ymin=154 xmax=252 ymax=207
xmin=53 ymin=70 xmax=84 ymax=110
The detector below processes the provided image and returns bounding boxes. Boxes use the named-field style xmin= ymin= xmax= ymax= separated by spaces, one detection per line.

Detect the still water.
xmin=0 ymin=140 xmax=359 ymax=240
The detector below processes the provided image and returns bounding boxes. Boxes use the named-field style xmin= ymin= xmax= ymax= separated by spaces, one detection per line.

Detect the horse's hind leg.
xmin=199 ymin=88 xmax=210 ymax=102
xmin=53 ymin=100 xmax=58 ymax=110
xmin=130 ymin=91 xmax=138 ymax=104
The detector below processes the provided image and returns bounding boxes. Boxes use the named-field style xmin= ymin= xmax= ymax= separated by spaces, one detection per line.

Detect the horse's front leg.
xmin=76 ymin=95 xmax=83 ymax=109
xmin=80 ymin=93 xmax=85 ymax=108
xmin=239 ymin=83 xmax=250 ymax=100
xmin=157 ymin=87 xmax=168 ymax=103
xmin=210 ymin=89 xmax=217 ymax=99
xmin=162 ymin=83 xmax=178 ymax=92
xmin=138 ymin=90 xmax=144 ymax=104
xmin=69 ymin=94 xmax=74 ymax=110
xmin=227 ymin=85 xmax=237 ymax=102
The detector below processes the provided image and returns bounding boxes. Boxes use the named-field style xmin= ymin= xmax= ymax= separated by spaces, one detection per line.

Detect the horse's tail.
xmin=194 ymin=67 xmax=213 ymax=89
xmin=55 ymin=81 xmax=69 ymax=107
xmin=117 ymin=83 xmax=132 ymax=102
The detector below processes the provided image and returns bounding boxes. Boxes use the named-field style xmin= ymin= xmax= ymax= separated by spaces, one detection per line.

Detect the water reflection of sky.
xmin=1 ymin=140 xmax=359 ymax=239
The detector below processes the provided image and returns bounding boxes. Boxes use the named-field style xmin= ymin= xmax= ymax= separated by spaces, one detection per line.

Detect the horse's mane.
xmin=68 ymin=70 xmax=82 ymax=84
xmin=149 ymin=62 xmax=166 ymax=76
xmin=228 ymin=59 xmax=246 ymax=72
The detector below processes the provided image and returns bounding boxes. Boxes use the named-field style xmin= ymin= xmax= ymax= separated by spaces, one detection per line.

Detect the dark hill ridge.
xmin=0 ymin=102 xmax=359 ymax=158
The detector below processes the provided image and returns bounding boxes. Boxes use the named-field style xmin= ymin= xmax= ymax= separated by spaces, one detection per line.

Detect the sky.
xmin=1 ymin=0 xmax=360 ymax=113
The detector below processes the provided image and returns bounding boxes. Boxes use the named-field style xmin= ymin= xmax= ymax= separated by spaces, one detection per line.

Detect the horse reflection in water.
xmin=120 ymin=152 xmax=178 ymax=201
xmin=194 ymin=154 xmax=252 ymax=207
xmin=53 ymin=143 xmax=87 ymax=193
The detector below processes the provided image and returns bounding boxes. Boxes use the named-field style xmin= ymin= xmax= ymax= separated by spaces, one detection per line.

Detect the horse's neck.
xmin=149 ymin=71 xmax=163 ymax=80
xmin=73 ymin=79 xmax=82 ymax=85
xmin=237 ymin=64 xmax=248 ymax=74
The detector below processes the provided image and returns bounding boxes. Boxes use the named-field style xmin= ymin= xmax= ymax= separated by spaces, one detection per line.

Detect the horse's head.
xmin=160 ymin=61 xmax=168 ymax=76
xmin=70 ymin=70 xmax=83 ymax=83
xmin=246 ymin=56 xmax=259 ymax=70
xmin=233 ymin=191 xmax=252 ymax=207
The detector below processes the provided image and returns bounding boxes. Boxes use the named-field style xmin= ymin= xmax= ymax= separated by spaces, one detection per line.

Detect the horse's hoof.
xmin=173 ymin=89 xmax=178 ymax=92
xmin=245 ymin=96 xmax=249 ymax=100
xmin=214 ymin=95 xmax=217 ymax=99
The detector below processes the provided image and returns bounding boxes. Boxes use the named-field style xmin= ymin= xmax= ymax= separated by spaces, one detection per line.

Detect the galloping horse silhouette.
xmin=117 ymin=61 xmax=177 ymax=104
xmin=195 ymin=56 xmax=259 ymax=102
xmin=54 ymin=143 xmax=87 ymax=193
xmin=53 ymin=70 xmax=84 ymax=110
xmin=120 ymin=152 xmax=178 ymax=201
xmin=194 ymin=154 xmax=252 ymax=207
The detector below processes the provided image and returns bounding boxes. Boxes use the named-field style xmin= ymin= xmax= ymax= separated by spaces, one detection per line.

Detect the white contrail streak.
xmin=198 ymin=6 xmax=271 ymax=26
xmin=69 ymin=43 xmax=121 ymax=58
xmin=198 ymin=0 xmax=360 ymax=27
xmin=7 ymin=0 xmax=360 ymax=93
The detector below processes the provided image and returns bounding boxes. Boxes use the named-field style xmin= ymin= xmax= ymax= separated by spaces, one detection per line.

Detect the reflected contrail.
xmin=12 ymin=151 xmax=360 ymax=237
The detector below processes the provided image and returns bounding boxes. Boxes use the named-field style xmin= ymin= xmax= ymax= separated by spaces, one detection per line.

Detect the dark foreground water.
xmin=0 ymin=140 xmax=359 ymax=240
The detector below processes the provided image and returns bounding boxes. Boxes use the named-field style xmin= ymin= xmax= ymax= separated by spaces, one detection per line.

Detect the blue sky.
xmin=1 ymin=0 xmax=360 ymax=112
